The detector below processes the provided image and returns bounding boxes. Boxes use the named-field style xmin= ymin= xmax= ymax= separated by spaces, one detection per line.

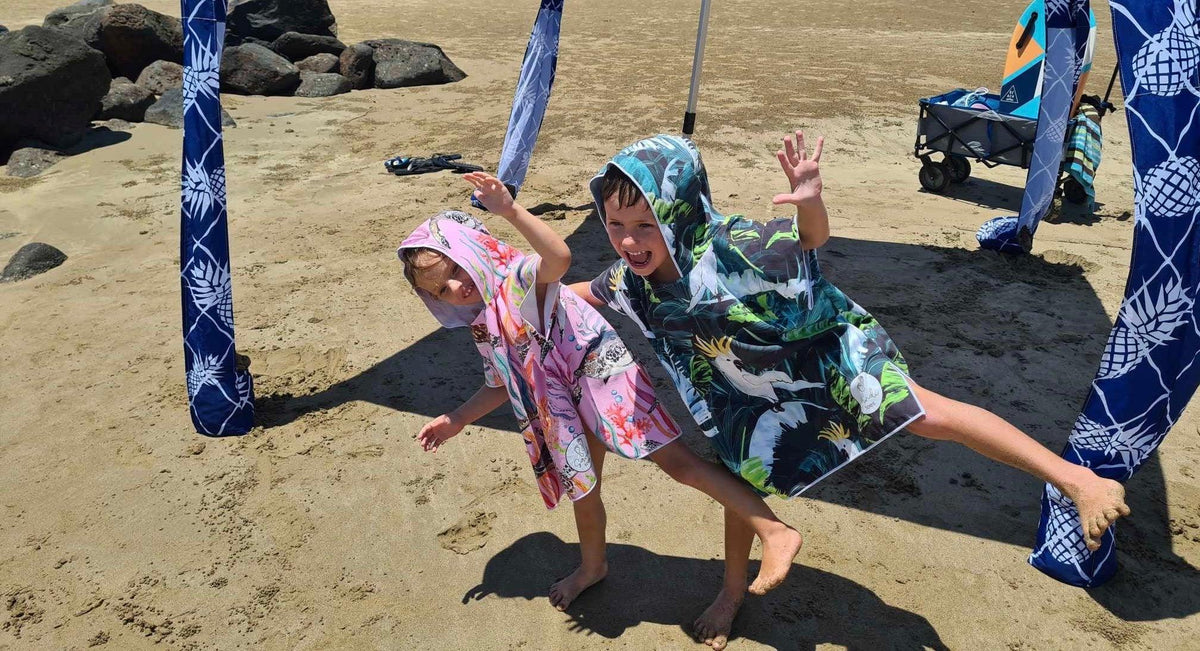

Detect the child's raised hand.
xmin=772 ymin=130 xmax=825 ymax=207
xmin=463 ymin=171 xmax=516 ymax=219
xmin=417 ymin=414 xmax=463 ymax=453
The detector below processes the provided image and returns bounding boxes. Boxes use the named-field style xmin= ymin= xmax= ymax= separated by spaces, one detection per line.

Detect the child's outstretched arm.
xmin=567 ymin=281 xmax=604 ymax=308
xmin=772 ymin=130 xmax=829 ymax=250
xmin=417 ymin=383 xmax=509 ymax=452
xmin=463 ymin=172 xmax=572 ymax=284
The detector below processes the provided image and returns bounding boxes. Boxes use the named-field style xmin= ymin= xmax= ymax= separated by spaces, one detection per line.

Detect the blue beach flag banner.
xmin=979 ymin=0 xmax=1092 ymax=253
xmin=180 ymin=0 xmax=254 ymax=435
xmin=491 ymin=0 xmax=563 ymax=199
xmin=1032 ymin=0 xmax=1200 ymax=587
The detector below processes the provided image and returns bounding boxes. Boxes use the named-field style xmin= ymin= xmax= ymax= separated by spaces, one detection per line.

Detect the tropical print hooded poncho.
xmin=588 ymin=135 xmax=925 ymax=497
xmin=399 ymin=211 xmax=680 ymax=509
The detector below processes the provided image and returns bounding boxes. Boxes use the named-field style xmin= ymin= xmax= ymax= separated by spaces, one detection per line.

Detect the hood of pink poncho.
xmin=397 ymin=210 xmax=525 ymax=328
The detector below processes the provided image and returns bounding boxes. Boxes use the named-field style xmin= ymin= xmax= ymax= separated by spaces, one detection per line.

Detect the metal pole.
xmin=1099 ymin=63 xmax=1119 ymax=117
xmin=682 ymin=0 xmax=712 ymax=136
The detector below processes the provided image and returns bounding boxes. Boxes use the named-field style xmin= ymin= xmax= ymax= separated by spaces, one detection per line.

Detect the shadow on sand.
xmin=463 ymin=532 xmax=950 ymax=650
xmin=258 ymin=210 xmax=1197 ymax=622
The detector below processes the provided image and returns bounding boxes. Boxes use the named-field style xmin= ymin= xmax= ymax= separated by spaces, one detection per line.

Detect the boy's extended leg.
xmin=905 ymin=381 xmax=1130 ymax=550
xmin=693 ymin=509 xmax=752 ymax=651
xmin=550 ymin=434 xmax=609 ymax=611
xmin=649 ymin=442 xmax=803 ymax=595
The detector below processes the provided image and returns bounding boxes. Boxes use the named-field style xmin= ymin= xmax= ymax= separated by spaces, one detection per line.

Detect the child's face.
xmin=414 ymin=256 xmax=483 ymax=306
xmin=603 ymin=195 xmax=678 ymax=282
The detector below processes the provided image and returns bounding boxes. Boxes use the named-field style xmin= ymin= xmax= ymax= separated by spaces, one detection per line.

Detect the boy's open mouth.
xmin=625 ymin=250 xmax=652 ymax=270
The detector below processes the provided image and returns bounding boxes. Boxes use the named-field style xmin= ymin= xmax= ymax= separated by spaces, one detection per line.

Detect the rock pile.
xmin=2 ymin=0 xmax=467 ymax=174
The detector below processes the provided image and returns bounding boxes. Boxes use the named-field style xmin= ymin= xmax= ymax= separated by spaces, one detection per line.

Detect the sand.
xmin=1 ymin=0 xmax=1198 ymax=648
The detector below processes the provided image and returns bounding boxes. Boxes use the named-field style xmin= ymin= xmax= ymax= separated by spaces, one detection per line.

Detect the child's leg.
xmin=648 ymin=442 xmax=803 ymax=595
xmin=906 ymin=381 xmax=1130 ymax=550
xmin=550 ymin=433 xmax=610 ymax=611
xmin=693 ymin=509 xmax=753 ymax=651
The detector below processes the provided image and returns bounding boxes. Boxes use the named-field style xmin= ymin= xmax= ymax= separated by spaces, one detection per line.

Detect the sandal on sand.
xmin=385 ymin=153 xmax=484 ymax=176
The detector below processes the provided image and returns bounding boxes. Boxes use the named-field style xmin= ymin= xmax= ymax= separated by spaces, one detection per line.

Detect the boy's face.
xmin=414 ymin=256 xmax=483 ymax=306
xmin=603 ymin=194 xmax=679 ymax=283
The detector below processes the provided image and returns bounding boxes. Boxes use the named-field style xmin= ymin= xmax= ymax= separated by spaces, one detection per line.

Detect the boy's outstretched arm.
xmin=772 ymin=130 xmax=829 ymax=250
xmin=463 ymin=172 xmax=572 ymax=283
xmin=568 ymin=281 xmax=604 ymax=308
xmin=418 ymin=383 xmax=509 ymax=452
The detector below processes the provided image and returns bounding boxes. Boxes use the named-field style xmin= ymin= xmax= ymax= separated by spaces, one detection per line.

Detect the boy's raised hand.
xmin=417 ymin=414 xmax=463 ymax=453
xmin=463 ymin=171 xmax=516 ymax=219
xmin=772 ymin=130 xmax=825 ymax=207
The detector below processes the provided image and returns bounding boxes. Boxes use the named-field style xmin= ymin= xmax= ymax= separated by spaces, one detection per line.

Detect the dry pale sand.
xmin=1 ymin=0 xmax=1198 ymax=648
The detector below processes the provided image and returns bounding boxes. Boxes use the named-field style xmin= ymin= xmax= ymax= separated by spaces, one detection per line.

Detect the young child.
xmin=569 ymin=132 xmax=1131 ymax=649
xmin=399 ymin=171 xmax=803 ymax=617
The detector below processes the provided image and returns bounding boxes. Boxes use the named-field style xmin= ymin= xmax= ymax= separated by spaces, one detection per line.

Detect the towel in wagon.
xmin=1061 ymin=103 xmax=1103 ymax=209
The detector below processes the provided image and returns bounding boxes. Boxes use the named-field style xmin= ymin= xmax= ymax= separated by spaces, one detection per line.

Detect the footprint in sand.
xmin=437 ymin=511 xmax=496 ymax=555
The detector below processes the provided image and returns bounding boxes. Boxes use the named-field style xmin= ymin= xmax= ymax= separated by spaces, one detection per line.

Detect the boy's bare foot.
xmin=1063 ymin=472 xmax=1131 ymax=551
xmin=693 ymin=586 xmax=744 ymax=650
xmin=548 ymin=563 xmax=607 ymax=611
xmin=747 ymin=525 xmax=803 ymax=595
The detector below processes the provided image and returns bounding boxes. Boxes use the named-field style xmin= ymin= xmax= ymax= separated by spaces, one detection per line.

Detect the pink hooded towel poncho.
xmin=399 ymin=211 xmax=680 ymax=508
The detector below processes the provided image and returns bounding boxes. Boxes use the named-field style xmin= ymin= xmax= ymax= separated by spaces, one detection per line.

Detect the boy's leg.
xmin=693 ymin=508 xmax=752 ymax=651
xmin=905 ymin=381 xmax=1130 ymax=550
xmin=550 ymin=433 xmax=609 ymax=611
xmin=649 ymin=442 xmax=802 ymax=595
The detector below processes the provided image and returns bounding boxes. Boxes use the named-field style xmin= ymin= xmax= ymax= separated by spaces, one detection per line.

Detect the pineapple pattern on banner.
xmin=493 ymin=0 xmax=562 ymax=196
xmin=978 ymin=0 xmax=1094 ymax=253
xmin=180 ymin=0 xmax=254 ymax=436
xmin=1031 ymin=0 xmax=1200 ymax=587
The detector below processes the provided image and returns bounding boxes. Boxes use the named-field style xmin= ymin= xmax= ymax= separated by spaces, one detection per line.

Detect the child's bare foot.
xmin=1063 ymin=471 xmax=1131 ymax=550
xmin=747 ymin=525 xmax=803 ymax=595
xmin=548 ymin=563 xmax=607 ymax=611
xmin=693 ymin=586 xmax=744 ymax=650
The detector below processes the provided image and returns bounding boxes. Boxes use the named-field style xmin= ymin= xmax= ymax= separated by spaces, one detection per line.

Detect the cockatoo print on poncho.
xmin=588 ymin=135 xmax=926 ymax=497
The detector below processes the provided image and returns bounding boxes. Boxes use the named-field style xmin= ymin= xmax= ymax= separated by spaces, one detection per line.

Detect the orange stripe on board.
xmin=1004 ymin=30 xmax=1044 ymax=78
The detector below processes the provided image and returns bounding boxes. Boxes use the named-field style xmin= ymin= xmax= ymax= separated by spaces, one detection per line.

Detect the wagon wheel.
xmin=919 ymin=161 xmax=951 ymax=193
xmin=946 ymin=156 xmax=971 ymax=183
xmin=1063 ymin=177 xmax=1088 ymax=205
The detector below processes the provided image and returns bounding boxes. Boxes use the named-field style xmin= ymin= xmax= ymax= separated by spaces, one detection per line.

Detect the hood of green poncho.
xmin=589 ymin=134 xmax=721 ymax=279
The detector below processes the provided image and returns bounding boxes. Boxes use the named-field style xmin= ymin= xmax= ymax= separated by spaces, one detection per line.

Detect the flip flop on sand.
xmin=385 ymin=153 xmax=484 ymax=176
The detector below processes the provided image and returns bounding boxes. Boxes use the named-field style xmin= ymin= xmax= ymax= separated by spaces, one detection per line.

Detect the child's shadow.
xmin=463 ymin=532 xmax=949 ymax=650
xmin=254 ymin=326 xmax=515 ymax=432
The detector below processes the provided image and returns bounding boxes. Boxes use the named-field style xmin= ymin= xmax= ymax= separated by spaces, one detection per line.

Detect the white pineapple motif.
xmin=188 ymin=259 xmax=234 ymax=329
xmin=1103 ymin=422 xmax=1160 ymax=468
xmin=183 ymin=40 xmax=222 ymax=115
xmin=182 ymin=158 xmax=225 ymax=220
xmin=186 ymin=353 xmax=223 ymax=397
xmin=1096 ymin=278 xmax=1193 ymax=379
xmin=1070 ymin=414 xmax=1159 ymax=467
xmin=1179 ymin=0 xmax=1199 ymax=30
xmin=1044 ymin=0 xmax=1071 ymax=17
xmin=235 ymin=371 xmax=253 ymax=409
xmin=1131 ymin=16 xmax=1200 ymax=97
xmin=1068 ymin=414 xmax=1111 ymax=452
xmin=1172 ymin=0 xmax=1200 ymax=39
xmin=1042 ymin=113 xmax=1069 ymax=149
xmin=1037 ymin=484 xmax=1092 ymax=564
xmin=1142 ymin=156 xmax=1200 ymax=218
